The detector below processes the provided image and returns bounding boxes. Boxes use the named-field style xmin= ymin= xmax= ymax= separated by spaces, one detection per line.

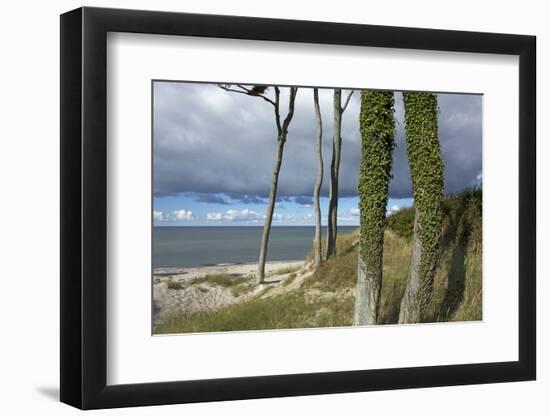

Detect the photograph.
xmin=53 ymin=3 xmax=538 ymax=411
xmin=151 ymin=81 xmax=483 ymax=334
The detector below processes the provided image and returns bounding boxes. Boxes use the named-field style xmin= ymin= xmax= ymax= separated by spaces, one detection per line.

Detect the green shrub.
xmin=386 ymin=207 xmax=415 ymax=239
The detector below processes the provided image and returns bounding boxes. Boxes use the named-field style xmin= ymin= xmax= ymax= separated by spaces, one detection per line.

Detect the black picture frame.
xmin=60 ymin=6 xmax=536 ymax=410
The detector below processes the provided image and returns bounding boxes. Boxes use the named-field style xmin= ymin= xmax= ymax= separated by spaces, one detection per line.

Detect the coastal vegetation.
xmin=187 ymin=274 xmax=252 ymax=288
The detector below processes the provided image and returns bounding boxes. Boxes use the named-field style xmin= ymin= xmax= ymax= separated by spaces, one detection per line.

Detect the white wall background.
xmin=0 ymin=0 xmax=546 ymax=415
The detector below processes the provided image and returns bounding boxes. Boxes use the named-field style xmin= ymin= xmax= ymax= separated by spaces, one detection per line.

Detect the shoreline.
xmin=153 ymin=260 xmax=305 ymax=282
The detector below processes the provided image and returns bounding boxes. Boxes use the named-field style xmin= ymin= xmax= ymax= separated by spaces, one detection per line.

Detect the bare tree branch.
xmin=218 ymin=84 xmax=277 ymax=107
xmin=281 ymin=87 xmax=298 ymax=137
xmin=342 ymin=89 xmax=355 ymax=113
xmin=234 ymin=85 xmax=252 ymax=94
xmin=274 ymin=87 xmax=282 ymax=134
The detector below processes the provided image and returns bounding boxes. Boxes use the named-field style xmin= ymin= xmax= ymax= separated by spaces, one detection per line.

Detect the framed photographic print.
xmin=60 ymin=6 xmax=536 ymax=410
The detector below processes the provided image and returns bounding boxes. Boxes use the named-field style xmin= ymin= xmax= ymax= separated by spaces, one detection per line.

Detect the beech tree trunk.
xmin=398 ymin=92 xmax=444 ymax=323
xmin=398 ymin=209 xmax=426 ymax=323
xmin=326 ymin=89 xmax=343 ymax=259
xmin=256 ymin=87 xmax=298 ymax=283
xmin=217 ymin=84 xmax=298 ymax=284
xmin=257 ymin=139 xmax=286 ymax=282
xmin=353 ymin=90 xmax=395 ymax=325
xmin=353 ymin=250 xmax=383 ymax=324
xmin=312 ymin=88 xmax=324 ymax=268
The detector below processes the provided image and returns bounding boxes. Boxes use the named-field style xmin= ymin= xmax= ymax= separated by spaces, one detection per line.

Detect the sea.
xmin=153 ymin=226 xmax=357 ymax=268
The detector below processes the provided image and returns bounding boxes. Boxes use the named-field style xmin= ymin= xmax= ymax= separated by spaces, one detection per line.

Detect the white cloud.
xmin=475 ymin=171 xmax=482 ymax=186
xmin=350 ymin=207 xmax=360 ymax=216
xmin=153 ymin=211 xmax=164 ymax=221
xmin=303 ymin=213 xmax=314 ymax=220
xmin=387 ymin=205 xmax=400 ymax=215
xmin=206 ymin=212 xmax=222 ymax=221
xmin=223 ymin=208 xmax=263 ymax=222
xmin=173 ymin=209 xmax=193 ymax=220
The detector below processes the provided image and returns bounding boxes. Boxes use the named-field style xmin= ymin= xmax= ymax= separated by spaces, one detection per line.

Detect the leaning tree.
xmin=353 ymin=90 xmax=396 ymax=325
xmin=399 ymin=92 xmax=445 ymax=323
xmin=326 ymin=89 xmax=354 ymax=259
xmin=218 ymin=84 xmax=298 ymax=283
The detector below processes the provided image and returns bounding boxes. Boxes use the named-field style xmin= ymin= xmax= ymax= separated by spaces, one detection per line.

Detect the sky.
xmin=153 ymin=82 xmax=482 ymax=226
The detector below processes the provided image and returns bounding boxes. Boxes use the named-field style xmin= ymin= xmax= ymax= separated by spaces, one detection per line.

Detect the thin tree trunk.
xmin=326 ymin=89 xmax=342 ymax=259
xmin=257 ymin=139 xmax=285 ymax=282
xmin=257 ymin=87 xmax=298 ymax=283
xmin=312 ymin=88 xmax=323 ymax=268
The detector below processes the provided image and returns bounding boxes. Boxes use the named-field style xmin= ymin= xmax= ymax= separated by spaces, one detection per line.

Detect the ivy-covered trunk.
xmin=399 ymin=92 xmax=444 ymax=323
xmin=312 ymin=88 xmax=324 ymax=268
xmin=353 ymin=90 xmax=395 ymax=325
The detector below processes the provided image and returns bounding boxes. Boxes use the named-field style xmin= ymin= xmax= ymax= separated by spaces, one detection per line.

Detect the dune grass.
xmin=185 ymin=273 xmax=256 ymax=298
xmin=154 ymin=189 xmax=482 ymax=334
xmin=282 ymin=272 xmax=298 ymax=287
xmin=266 ymin=265 xmax=301 ymax=277
xmin=187 ymin=273 xmax=252 ymax=288
xmin=156 ymin=291 xmax=354 ymax=333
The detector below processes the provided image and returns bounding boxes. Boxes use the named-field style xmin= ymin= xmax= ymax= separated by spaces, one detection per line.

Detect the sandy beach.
xmin=153 ymin=260 xmax=304 ymax=283
xmin=153 ymin=260 xmax=308 ymax=325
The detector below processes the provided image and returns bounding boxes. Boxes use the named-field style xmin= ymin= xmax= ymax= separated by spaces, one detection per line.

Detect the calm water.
xmin=153 ymin=226 xmax=357 ymax=268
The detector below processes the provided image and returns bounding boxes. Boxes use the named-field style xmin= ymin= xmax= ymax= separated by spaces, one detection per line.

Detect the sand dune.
xmin=153 ymin=260 xmax=307 ymax=325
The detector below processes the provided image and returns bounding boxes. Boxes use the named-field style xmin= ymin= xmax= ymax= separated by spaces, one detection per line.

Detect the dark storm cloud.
xmin=190 ymin=192 xmax=268 ymax=205
xmin=293 ymin=196 xmax=314 ymax=206
xmin=194 ymin=193 xmax=231 ymax=205
xmin=153 ymin=82 xmax=481 ymax=200
xmin=385 ymin=93 xmax=482 ymax=198
xmin=226 ymin=193 xmax=267 ymax=205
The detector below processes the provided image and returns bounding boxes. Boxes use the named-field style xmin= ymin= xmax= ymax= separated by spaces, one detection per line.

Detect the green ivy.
xmin=403 ymin=92 xmax=445 ymax=314
xmin=358 ymin=90 xmax=395 ymax=283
